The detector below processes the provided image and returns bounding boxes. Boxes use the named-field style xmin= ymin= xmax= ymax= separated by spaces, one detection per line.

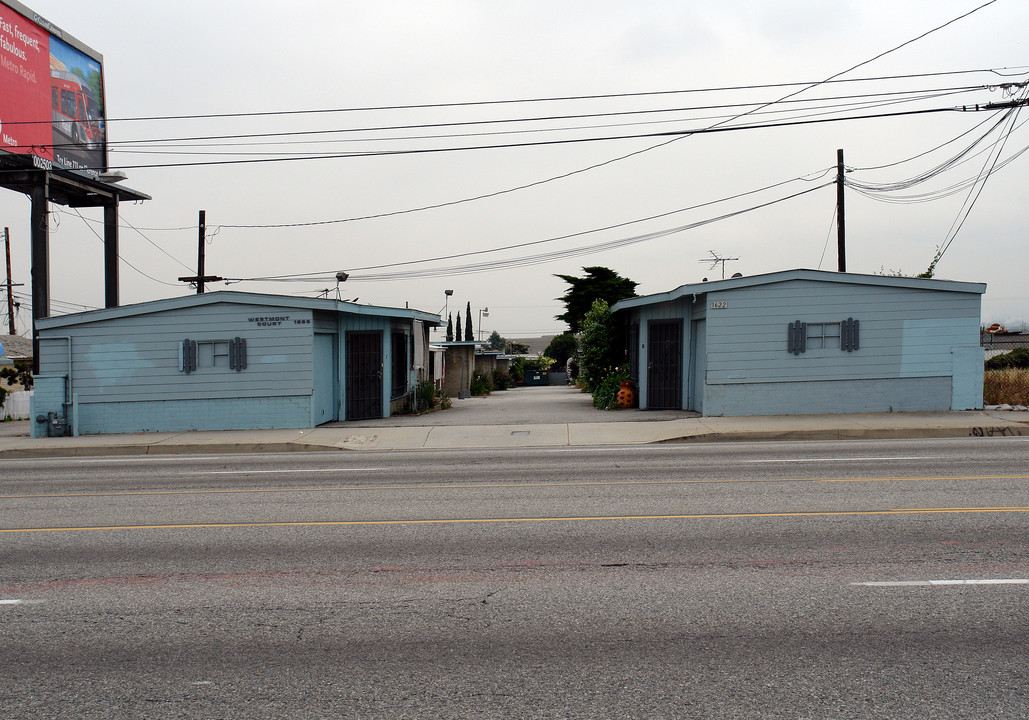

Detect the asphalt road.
xmin=2 ymin=437 xmax=1028 ymax=719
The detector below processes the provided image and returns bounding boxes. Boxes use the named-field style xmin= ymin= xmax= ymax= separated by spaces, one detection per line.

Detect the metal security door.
xmin=647 ymin=320 xmax=683 ymax=410
xmin=346 ymin=331 xmax=383 ymax=421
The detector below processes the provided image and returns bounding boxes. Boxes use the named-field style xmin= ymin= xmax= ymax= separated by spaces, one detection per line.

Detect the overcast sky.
xmin=3 ymin=0 xmax=1028 ymax=339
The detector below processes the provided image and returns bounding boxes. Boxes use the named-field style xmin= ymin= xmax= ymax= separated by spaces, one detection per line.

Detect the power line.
xmin=5 ymin=67 xmax=1022 ymax=128
xmin=49 ymin=103 xmax=1003 ymax=174
xmin=68 ymin=83 xmax=991 ymax=151
xmin=228 ymin=182 xmax=833 ymax=284
xmin=231 ymin=169 xmax=835 ymax=281
xmin=69 ymin=209 xmax=181 ymax=287
xmin=937 ymin=87 xmax=1027 ymax=262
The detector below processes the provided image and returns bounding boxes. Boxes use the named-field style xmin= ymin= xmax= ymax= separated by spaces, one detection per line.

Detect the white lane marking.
xmin=746 ymin=456 xmax=933 ymax=463
xmin=0 ymin=599 xmax=24 ymax=605
xmin=206 ymin=468 xmax=379 ymax=475
xmin=853 ymin=579 xmax=1029 ymax=587
xmin=0 ymin=599 xmax=43 ymax=605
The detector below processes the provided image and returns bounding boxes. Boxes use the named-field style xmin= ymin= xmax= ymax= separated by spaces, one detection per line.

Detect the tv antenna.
xmin=698 ymin=250 xmax=739 ymax=280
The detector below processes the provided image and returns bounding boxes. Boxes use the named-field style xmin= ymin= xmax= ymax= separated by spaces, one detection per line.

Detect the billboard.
xmin=0 ymin=0 xmax=106 ymax=175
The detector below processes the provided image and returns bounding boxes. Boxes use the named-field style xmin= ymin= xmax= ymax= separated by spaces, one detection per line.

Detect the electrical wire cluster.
xmin=19 ymin=0 xmax=1028 ymax=305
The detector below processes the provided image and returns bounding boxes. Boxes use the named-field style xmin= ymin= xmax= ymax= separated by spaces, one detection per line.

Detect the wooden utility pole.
xmin=177 ymin=210 xmax=222 ymax=292
xmin=836 ymin=148 xmax=846 ymax=272
xmin=4 ymin=227 xmax=17 ymax=334
xmin=197 ymin=209 xmax=206 ymax=293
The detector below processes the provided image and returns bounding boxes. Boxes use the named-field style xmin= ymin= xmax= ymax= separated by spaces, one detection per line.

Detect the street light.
xmin=437 ymin=290 xmax=454 ymax=339
xmin=334 ymin=271 xmax=349 ymax=300
xmin=478 ymin=307 xmax=489 ymax=341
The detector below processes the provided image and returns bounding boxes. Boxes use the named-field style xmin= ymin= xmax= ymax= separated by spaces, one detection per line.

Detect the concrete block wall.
xmin=443 ymin=346 xmax=474 ymax=398
xmin=74 ymin=395 xmax=313 ymax=434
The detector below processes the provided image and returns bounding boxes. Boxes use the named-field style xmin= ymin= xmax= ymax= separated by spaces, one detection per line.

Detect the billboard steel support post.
xmin=30 ymin=172 xmax=50 ymax=374
xmin=104 ymin=199 xmax=120 ymax=308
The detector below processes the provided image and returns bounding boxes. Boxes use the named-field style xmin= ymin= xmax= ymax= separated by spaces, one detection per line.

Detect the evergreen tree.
xmin=465 ymin=302 xmax=474 ymax=341
xmin=555 ymin=266 xmax=638 ymax=333
xmin=486 ymin=330 xmax=505 ymax=351
xmin=446 ymin=313 xmax=454 ymax=341
xmin=455 ymin=314 xmax=462 ymax=341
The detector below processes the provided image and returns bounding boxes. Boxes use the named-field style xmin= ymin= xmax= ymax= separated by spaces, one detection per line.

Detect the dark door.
xmin=346 ymin=331 xmax=383 ymax=420
xmin=648 ymin=320 xmax=683 ymax=410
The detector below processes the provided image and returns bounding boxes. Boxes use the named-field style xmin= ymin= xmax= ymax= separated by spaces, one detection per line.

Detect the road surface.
xmin=2 ymin=437 xmax=1027 ymax=718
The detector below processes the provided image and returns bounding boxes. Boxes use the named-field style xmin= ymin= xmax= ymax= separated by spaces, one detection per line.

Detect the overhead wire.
xmin=229 ymin=182 xmax=833 ymax=284
xmin=846 ymin=108 xmax=1029 ymax=202
xmin=79 ymin=83 xmax=991 ymax=152
xmin=229 ymin=168 xmax=836 ymax=282
xmin=68 ymin=209 xmax=181 ymax=287
xmin=937 ymin=86 xmax=1028 ymax=261
xmin=5 ymin=67 xmax=1023 ymax=129
xmin=102 ymin=87 xmax=986 ymax=159
xmin=8 ymin=4 xmax=1009 ymax=293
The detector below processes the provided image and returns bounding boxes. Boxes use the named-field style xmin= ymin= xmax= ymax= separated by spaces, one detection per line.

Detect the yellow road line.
xmin=3 ymin=474 xmax=1028 ymax=500
xmin=3 ymin=506 xmax=1029 ymax=534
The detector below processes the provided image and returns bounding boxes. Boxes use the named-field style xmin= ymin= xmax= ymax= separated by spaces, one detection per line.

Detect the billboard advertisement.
xmin=0 ymin=0 xmax=106 ymax=175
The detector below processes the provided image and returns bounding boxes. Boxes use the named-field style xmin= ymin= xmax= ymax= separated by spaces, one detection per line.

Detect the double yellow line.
xmin=3 ymin=506 xmax=1028 ymax=534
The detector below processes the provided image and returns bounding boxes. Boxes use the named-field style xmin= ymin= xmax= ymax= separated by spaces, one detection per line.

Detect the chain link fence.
xmin=982 ymin=332 xmax=1029 ymax=407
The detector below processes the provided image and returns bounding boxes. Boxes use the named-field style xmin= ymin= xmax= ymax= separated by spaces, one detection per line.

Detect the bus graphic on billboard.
xmin=0 ymin=0 xmax=107 ymax=175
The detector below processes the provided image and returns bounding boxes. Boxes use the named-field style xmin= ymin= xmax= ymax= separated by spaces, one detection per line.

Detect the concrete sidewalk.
xmin=1 ymin=385 xmax=1026 ymax=458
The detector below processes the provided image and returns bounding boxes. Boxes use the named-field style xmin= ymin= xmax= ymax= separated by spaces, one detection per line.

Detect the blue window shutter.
xmin=229 ymin=337 xmax=248 ymax=371
xmin=841 ymin=318 xmax=860 ymax=352
xmin=182 ymin=339 xmax=197 ymax=373
xmin=788 ymin=320 xmax=808 ymax=355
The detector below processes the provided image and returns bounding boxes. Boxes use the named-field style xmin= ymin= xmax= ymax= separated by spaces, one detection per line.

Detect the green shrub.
xmin=491 ymin=368 xmax=511 ymax=390
xmin=578 ymin=299 xmax=621 ymax=393
xmin=470 ymin=370 xmax=494 ymax=396
xmin=985 ymin=347 xmax=1029 ymax=370
xmin=592 ymin=367 xmax=629 ymax=410
xmin=509 ymin=358 xmax=525 ymax=383
xmin=416 ymin=379 xmax=437 ymax=410
xmin=0 ymin=361 xmax=32 ymax=410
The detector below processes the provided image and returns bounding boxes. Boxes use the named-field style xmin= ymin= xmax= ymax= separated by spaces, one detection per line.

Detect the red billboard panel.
xmin=0 ymin=0 xmax=106 ymax=175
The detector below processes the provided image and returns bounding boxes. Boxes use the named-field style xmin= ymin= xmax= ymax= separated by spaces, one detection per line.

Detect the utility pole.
xmin=177 ymin=210 xmax=222 ymax=292
xmin=197 ymin=209 xmax=206 ymax=293
xmin=5 ymin=227 xmax=18 ymax=334
xmin=837 ymin=148 xmax=846 ymax=272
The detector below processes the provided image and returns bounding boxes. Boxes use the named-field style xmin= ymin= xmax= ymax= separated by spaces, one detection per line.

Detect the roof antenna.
xmin=698 ymin=250 xmax=739 ymax=280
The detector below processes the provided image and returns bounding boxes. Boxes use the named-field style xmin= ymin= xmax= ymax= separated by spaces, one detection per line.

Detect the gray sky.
xmin=3 ymin=0 xmax=1028 ymax=339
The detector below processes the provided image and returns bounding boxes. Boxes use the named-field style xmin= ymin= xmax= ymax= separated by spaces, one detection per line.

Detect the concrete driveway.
xmin=329 ymin=384 xmax=698 ymax=428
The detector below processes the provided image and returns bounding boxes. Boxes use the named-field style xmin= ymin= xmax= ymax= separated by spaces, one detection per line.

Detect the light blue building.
xmin=32 ymin=292 xmax=439 ymax=436
xmin=611 ymin=269 xmax=986 ymax=416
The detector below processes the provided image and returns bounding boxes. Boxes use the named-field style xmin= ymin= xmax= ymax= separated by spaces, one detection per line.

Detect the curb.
xmin=659 ymin=426 xmax=1019 ymax=444
xmin=3 ymin=422 xmax=1027 ymax=458
xmin=0 ymin=442 xmax=342 ymax=459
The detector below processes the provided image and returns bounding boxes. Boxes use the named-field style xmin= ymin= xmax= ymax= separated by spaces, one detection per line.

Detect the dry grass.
xmin=983 ymin=368 xmax=1029 ymax=406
